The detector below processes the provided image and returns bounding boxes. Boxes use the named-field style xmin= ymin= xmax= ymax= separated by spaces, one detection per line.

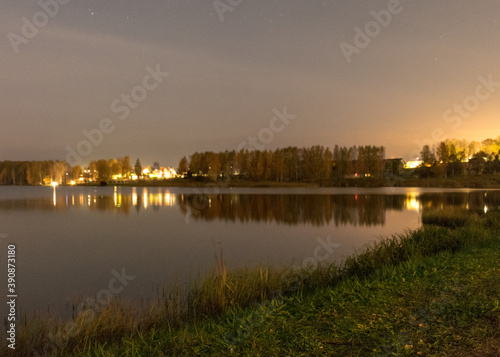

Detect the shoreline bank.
xmin=14 ymin=173 xmax=499 ymax=189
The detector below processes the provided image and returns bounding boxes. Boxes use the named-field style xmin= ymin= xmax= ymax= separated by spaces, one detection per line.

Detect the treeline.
xmin=419 ymin=137 xmax=500 ymax=177
xmin=178 ymin=145 xmax=386 ymax=182
xmin=0 ymin=160 xmax=74 ymax=185
xmin=0 ymin=156 xmax=132 ymax=185
xmin=420 ymin=137 xmax=500 ymax=165
xmin=3 ymin=136 xmax=498 ymax=185
xmin=86 ymin=156 xmax=132 ymax=181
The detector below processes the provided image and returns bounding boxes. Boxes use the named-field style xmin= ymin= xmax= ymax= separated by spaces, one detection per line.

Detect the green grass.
xmin=394 ymin=174 xmax=500 ymax=189
xmin=421 ymin=207 xmax=481 ymax=228
xmin=4 ymin=211 xmax=500 ymax=356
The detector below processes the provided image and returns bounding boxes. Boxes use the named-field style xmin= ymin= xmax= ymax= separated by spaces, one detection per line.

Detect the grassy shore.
xmin=392 ymin=174 xmax=500 ymax=189
xmin=4 ymin=211 xmax=500 ymax=356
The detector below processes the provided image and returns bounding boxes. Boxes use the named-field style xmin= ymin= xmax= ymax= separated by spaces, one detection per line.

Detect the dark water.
xmin=0 ymin=186 xmax=499 ymax=319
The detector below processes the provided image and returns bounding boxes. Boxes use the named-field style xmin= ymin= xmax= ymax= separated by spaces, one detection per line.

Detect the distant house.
xmin=405 ymin=160 xmax=423 ymax=169
xmin=384 ymin=158 xmax=406 ymax=175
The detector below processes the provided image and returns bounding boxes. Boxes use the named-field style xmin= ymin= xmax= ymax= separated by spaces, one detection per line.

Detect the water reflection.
xmin=1 ymin=187 xmax=500 ymax=320
xmin=178 ymin=190 xmax=500 ymax=226
xmin=0 ymin=187 xmax=177 ymax=214
xmin=178 ymin=194 xmax=406 ymax=227
xmin=419 ymin=191 xmax=500 ymax=214
xmin=0 ymin=188 xmax=499 ymax=227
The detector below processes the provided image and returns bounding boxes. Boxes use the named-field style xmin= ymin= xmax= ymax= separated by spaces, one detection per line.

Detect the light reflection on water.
xmin=1 ymin=186 xmax=497 ymax=226
xmin=0 ymin=186 xmax=498 ymax=319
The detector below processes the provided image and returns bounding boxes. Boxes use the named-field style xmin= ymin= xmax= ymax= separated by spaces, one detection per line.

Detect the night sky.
xmin=1 ymin=0 xmax=499 ymax=167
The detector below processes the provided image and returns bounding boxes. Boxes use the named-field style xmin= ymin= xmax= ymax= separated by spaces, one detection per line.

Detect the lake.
xmin=0 ymin=186 xmax=499 ymax=319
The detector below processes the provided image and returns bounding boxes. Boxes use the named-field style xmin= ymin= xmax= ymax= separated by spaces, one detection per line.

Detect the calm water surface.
xmin=0 ymin=186 xmax=499 ymax=318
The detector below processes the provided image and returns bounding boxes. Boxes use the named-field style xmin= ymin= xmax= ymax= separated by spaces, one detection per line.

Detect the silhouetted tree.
xmin=178 ymin=156 xmax=188 ymax=175
xmin=96 ymin=160 xmax=111 ymax=181
xmin=70 ymin=165 xmax=82 ymax=181
xmin=134 ymin=159 xmax=142 ymax=177
xmin=420 ymin=145 xmax=436 ymax=167
xmin=119 ymin=156 xmax=131 ymax=177
xmin=108 ymin=159 xmax=120 ymax=177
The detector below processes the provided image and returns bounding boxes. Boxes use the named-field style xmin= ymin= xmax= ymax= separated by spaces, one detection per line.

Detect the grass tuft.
xmin=421 ymin=207 xmax=479 ymax=228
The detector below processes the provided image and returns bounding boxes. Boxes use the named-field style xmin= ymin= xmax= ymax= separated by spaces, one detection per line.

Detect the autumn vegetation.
xmin=179 ymin=145 xmax=386 ymax=182
xmin=1 ymin=136 xmax=499 ymax=186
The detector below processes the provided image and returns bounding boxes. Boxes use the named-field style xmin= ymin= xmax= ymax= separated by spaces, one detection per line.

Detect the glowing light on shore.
xmin=405 ymin=160 xmax=423 ymax=169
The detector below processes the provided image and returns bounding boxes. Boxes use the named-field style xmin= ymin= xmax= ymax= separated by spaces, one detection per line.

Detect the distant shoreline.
xmin=53 ymin=174 xmax=500 ymax=189
xmin=2 ymin=174 xmax=500 ymax=189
